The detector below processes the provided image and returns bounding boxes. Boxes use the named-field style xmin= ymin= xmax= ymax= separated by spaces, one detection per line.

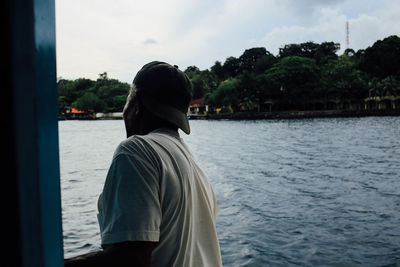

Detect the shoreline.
xmin=59 ymin=109 xmax=400 ymax=121
xmin=193 ymin=109 xmax=400 ymax=120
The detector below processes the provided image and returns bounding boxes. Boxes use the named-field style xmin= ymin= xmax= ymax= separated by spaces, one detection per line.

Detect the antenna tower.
xmin=346 ymin=21 xmax=350 ymax=49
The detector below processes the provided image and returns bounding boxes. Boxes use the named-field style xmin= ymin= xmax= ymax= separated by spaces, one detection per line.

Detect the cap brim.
xmin=141 ymin=97 xmax=191 ymax=135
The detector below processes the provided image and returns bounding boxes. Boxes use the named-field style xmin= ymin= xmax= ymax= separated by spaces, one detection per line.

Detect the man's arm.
xmin=64 ymin=241 xmax=156 ymax=267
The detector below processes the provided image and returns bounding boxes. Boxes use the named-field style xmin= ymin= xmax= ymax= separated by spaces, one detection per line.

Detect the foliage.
xmin=205 ymin=78 xmax=241 ymax=111
xmin=187 ymin=70 xmax=219 ymax=100
xmin=58 ymin=72 xmax=130 ymax=114
xmin=262 ymin=56 xmax=320 ymax=108
xmin=72 ymin=92 xmax=104 ymax=112
xmin=278 ymin=41 xmax=340 ymax=64
xmin=210 ymin=61 xmax=225 ymax=80
xmin=222 ymin=56 xmax=241 ymax=79
xmin=58 ymin=35 xmax=400 ymax=114
xmin=194 ymin=36 xmax=399 ymax=112
xmin=238 ymin=47 xmax=268 ymax=73
xmin=254 ymin=53 xmax=277 ymax=74
xmin=369 ymin=76 xmax=400 ymax=97
xmin=359 ymin=35 xmax=400 ymax=79
xmin=184 ymin=66 xmax=201 ymax=79
xmin=320 ymin=55 xmax=368 ymax=99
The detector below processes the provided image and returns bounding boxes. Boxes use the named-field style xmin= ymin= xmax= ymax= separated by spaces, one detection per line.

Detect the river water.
xmin=60 ymin=117 xmax=400 ymax=266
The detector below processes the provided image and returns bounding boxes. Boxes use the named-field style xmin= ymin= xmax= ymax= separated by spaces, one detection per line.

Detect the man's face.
xmin=123 ymin=85 xmax=140 ymax=137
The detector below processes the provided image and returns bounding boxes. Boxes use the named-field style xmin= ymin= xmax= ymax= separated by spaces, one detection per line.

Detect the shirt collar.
xmin=150 ymin=128 xmax=180 ymax=138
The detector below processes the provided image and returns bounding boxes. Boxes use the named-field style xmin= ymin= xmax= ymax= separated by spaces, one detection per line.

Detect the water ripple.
xmin=60 ymin=117 xmax=400 ymax=266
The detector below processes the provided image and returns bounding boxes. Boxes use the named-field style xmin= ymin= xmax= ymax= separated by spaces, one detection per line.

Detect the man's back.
xmin=97 ymin=128 xmax=222 ymax=267
xmin=65 ymin=61 xmax=221 ymax=267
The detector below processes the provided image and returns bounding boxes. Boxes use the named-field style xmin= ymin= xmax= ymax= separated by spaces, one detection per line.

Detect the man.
xmin=65 ymin=61 xmax=222 ymax=267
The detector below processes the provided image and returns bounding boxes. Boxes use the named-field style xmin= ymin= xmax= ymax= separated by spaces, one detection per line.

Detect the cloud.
xmin=272 ymin=0 xmax=347 ymax=24
xmin=56 ymin=0 xmax=400 ymax=83
xmin=143 ymin=38 xmax=158 ymax=45
xmin=258 ymin=8 xmax=347 ymax=55
xmin=258 ymin=4 xmax=400 ymax=55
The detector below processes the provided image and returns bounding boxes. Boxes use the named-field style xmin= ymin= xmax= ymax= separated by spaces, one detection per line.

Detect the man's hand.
xmin=64 ymin=241 xmax=156 ymax=267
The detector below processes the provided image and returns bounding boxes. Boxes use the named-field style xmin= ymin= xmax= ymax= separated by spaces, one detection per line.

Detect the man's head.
xmin=123 ymin=61 xmax=193 ymax=137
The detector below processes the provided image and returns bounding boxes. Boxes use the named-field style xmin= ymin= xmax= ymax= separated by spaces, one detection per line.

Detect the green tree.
xmin=95 ymin=77 xmax=130 ymax=112
xmin=74 ymin=78 xmax=96 ymax=97
xmin=254 ymin=72 xmax=282 ymax=107
xmin=315 ymin=41 xmax=340 ymax=64
xmin=263 ymin=56 xmax=320 ymax=109
xmin=72 ymin=92 xmax=104 ymax=112
xmin=254 ymin=53 xmax=277 ymax=74
xmin=278 ymin=43 xmax=303 ymax=58
xmin=236 ymin=71 xmax=260 ymax=111
xmin=58 ymin=73 xmax=130 ymax=114
xmin=57 ymin=78 xmax=95 ymax=114
xmin=320 ymin=55 xmax=368 ymax=100
xmin=210 ymin=61 xmax=225 ymax=80
xmin=184 ymin=66 xmax=201 ymax=79
xmin=190 ymin=70 xmax=219 ymax=100
xmin=205 ymin=78 xmax=240 ymax=111
xmin=278 ymin=41 xmax=339 ymax=65
xmin=58 ymin=79 xmax=76 ymax=112
xmin=238 ymin=47 xmax=267 ymax=73
xmin=372 ymin=76 xmax=400 ymax=97
xmin=58 ymin=78 xmax=95 ymax=103
xmin=58 ymin=95 xmax=68 ymax=114
xmin=222 ymin=56 xmax=241 ymax=78
xmin=359 ymin=35 xmax=400 ymax=78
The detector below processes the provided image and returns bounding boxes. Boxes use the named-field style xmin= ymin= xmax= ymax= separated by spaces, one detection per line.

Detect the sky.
xmin=56 ymin=0 xmax=400 ymax=83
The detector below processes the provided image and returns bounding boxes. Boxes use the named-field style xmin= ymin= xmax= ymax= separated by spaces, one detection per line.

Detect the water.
xmin=60 ymin=117 xmax=400 ymax=266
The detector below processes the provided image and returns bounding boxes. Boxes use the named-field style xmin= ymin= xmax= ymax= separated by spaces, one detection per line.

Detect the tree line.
xmin=58 ymin=35 xmax=400 ymax=114
xmin=58 ymin=72 xmax=130 ymax=114
xmin=185 ymin=35 xmax=400 ymax=112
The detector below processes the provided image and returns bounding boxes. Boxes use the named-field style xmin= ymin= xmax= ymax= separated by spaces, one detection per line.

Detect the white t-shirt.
xmin=97 ymin=128 xmax=222 ymax=267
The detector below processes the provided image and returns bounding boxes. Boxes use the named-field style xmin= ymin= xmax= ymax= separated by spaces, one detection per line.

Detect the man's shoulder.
xmin=110 ymin=136 xmax=162 ymax=176
xmin=114 ymin=135 xmax=152 ymax=158
xmin=114 ymin=129 xmax=186 ymax=163
xmin=114 ymin=133 xmax=172 ymax=160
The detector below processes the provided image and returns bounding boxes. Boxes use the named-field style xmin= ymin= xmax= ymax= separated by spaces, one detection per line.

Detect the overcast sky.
xmin=56 ymin=0 xmax=400 ymax=83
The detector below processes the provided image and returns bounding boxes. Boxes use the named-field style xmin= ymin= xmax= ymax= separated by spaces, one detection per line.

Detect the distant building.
xmin=188 ymin=98 xmax=208 ymax=115
xmin=95 ymin=112 xmax=123 ymax=119
xmin=70 ymin=107 xmax=85 ymax=114
xmin=64 ymin=107 xmax=95 ymax=119
xmin=364 ymin=88 xmax=400 ymax=111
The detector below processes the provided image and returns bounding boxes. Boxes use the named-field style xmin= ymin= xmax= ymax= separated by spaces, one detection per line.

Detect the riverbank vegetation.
xmin=58 ymin=72 xmax=130 ymax=115
xmin=58 ymin=35 xmax=400 ymax=115
xmin=187 ymin=35 xmax=400 ymax=113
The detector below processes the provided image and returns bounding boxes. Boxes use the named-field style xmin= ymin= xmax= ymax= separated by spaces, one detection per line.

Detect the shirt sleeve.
xmin=97 ymin=150 xmax=161 ymax=245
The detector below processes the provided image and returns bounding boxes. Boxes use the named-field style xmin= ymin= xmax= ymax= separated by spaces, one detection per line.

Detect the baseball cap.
xmin=133 ymin=61 xmax=193 ymax=134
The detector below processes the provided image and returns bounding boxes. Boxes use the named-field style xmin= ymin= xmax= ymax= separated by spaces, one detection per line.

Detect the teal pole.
xmin=34 ymin=0 xmax=64 ymax=266
xmin=5 ymin=0 xmax=63 ymax=266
